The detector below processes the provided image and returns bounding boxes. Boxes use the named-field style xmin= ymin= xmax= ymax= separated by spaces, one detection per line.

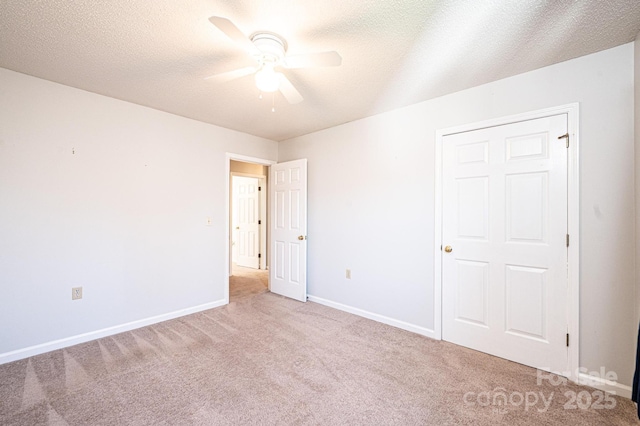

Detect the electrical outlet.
xmin=72 ymin=287 xmax=83 ymax=300
xmin=346 ymin=269 xmax=351 ymax=279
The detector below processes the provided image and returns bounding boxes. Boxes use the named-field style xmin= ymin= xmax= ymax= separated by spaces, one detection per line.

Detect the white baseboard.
xmin=307 ymin=295 xmax=437 ymax=340
xmin=0 ymin=299 xmax=226 ymax=365
xmin=577 ymin=372 xmax=633 ymax=399
xmin=7 ymin=297 xmax=632 ymax=401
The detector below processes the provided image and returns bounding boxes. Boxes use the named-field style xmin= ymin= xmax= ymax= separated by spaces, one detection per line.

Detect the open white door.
xmin=270 ymin=159 xmax=307 ymax=302
xmin=232 ymin=176 xmax=261 ymax=269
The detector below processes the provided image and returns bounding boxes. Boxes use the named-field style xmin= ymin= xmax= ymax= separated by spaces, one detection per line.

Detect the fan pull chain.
xmin=272 ymin=94 xmax=276 ymax=113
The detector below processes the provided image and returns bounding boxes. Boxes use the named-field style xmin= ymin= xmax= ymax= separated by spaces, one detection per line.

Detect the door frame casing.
xmin=225 ymin=153 xmax=276 ymax=304
xmin=433 ymin=103 xmax=580 ymax=379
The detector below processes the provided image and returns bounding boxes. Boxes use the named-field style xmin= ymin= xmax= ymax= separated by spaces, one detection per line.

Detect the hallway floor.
xmin=229 ymin=264 xmax=268 ymax=301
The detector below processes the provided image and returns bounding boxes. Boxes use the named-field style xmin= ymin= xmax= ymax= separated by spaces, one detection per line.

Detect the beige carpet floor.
xmin=230 ymin=264 xmax=269 ymax=301
xmin=0 ymin=268 xmax=637 ymax=425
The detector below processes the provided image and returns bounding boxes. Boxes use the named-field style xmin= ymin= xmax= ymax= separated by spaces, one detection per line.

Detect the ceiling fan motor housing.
xmin=250 ymin=32 xmax=287 ymax=67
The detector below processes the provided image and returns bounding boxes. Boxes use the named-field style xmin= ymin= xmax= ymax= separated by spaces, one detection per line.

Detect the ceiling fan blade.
xmin=204 ymin=66 xmax=256 ymax=83
xmin=278 ymin=74 xmax=304 ymax=104
xmin=208 ymin=16 xmax=259 ymax=55
xmin=284 ymin=51 xmax=342 ymax=69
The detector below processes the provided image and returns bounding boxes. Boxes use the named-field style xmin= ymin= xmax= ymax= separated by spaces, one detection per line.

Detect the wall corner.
xmin=634 ymin=34 xmax=640 ymax=330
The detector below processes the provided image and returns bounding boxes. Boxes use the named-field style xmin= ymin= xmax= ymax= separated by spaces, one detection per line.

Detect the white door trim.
xmin=225 ymin=153 xmax=276 ymax=304
xmin=434 ymin=103 xmax=580 ymax=380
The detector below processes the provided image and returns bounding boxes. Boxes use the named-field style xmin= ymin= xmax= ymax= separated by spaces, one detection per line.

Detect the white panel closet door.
xmin=442 ymin=114 xmax=568 ymax=373
xmin=233 ymin=176 xmax=260 ymax=269
xmin=270 ymin=159 xmax=307 ymax=302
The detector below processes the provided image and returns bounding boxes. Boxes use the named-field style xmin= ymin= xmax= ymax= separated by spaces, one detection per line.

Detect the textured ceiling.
xmin=1 ymin=1 xmax=639 ymax=141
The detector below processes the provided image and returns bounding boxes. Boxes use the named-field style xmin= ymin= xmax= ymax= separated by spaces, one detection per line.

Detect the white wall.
xmin=0 ymin=68 xmax=277 ymax=360
xmin=279 ymin=44 xmax=636 ymax=386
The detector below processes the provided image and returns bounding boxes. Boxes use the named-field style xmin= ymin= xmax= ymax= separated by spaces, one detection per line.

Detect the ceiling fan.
xmin=206 ymin=16 xmax=342 ymax=105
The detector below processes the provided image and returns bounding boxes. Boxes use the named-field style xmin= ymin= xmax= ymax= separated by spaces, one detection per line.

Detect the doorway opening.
xmin=225 ymin=154 xmax=275 ymax=304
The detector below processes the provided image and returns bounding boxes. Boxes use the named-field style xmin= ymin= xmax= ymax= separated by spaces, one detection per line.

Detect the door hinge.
xmin=566 ymin=234 xmax=569 ymax=247
xmin=566 ymin=333 xmax=569 ymax=347
xmin=558 ymin=133 xmax=569 ymax=148
xmin=258 ymin=220 xmax=261 ymax=225
xmin=258 ymin=186 xmax=262 ymax=191
xmin=258 ymin=253 xmax=261 ymax=258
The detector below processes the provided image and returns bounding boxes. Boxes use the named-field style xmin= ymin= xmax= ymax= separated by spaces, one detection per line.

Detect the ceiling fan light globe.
xmin=255 ymin=67 xmax=282 ymax=93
